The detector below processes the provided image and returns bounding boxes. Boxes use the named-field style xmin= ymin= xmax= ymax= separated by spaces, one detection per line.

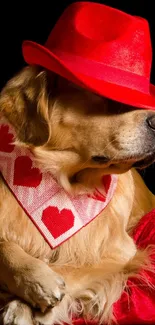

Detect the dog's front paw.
xmin=14 ymin=260 xmax=66 ymax=312
xmin=2 ymin=300 xmax=34 ymax=325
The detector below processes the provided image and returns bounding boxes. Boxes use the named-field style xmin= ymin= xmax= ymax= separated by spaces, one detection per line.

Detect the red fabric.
xmin=22 ymin=2 xmax=155 ymax=110
xmin=72 ymin=208 xmax=155 ymax=324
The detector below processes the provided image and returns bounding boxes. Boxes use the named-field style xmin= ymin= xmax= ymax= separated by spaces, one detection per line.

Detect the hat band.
xmin=53 ymin=50 xmax=150 ymax=94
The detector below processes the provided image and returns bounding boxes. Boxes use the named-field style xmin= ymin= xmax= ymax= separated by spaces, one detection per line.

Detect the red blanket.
xmin=73 ymin=208 xmax=155 ymax=324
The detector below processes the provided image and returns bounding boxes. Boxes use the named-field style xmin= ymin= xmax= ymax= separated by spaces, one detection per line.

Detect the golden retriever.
xmin=0 ymin=65 xmax=155 ymax=325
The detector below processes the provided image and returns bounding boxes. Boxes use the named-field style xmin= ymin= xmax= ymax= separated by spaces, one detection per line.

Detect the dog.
xmin=0 ymin=2 xmax=155 ymax=325
xmin=0 ymin=65 xmax=155 ymax=325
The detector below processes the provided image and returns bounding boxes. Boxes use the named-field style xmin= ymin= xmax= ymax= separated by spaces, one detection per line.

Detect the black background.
xmin=0 ymin=1 xmax=154 ymax=193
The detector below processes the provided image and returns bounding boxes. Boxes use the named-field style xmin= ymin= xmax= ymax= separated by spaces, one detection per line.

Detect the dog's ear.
xmin=0 ymin=65 xmax=54 ymax=146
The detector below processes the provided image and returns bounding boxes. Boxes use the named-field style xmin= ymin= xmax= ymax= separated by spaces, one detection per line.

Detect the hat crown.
xmin=45 ymin=2 xmax=152 ymax=80
xmin=75 ymin=2 xmax=131 ymax=42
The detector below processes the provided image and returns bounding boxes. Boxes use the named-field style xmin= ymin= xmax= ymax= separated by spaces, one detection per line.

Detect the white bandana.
xmin=0 ymin=118 xmax=117 ymax=248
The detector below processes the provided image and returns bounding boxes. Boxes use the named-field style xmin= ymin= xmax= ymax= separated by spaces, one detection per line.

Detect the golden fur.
xmin=0 ymin=66 xmax=155 ymax=325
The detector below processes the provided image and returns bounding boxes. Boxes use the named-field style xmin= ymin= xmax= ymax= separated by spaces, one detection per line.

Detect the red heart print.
xmin=90 ymin=190 xmax=106 ymax=202
xmin=42 ymin=206 xmax=75 ymax=238
xmin=89 ymin=175 xmax=112 ymax=202
xmin=14 ymin=156 xmax=42 ymax=187
xmin=102 ymin=175 xmax=111 ymax=193
xmin=0 ymin=125 xmax=15 ymax=152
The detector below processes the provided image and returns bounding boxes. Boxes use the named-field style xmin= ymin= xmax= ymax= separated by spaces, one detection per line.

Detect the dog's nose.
xmin=147 ymin=115 xmax=155 ymax=130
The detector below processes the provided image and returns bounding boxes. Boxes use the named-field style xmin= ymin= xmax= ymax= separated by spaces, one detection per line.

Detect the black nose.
xmin=147 ymin=115 xmax=155 ymax=130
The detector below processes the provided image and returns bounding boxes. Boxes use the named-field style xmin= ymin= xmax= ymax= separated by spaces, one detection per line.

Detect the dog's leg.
xmin=33 ymin=266 xmax=125 ymax=325
xmin=0 ymin=242 xmax=65 ymax=313
xmin=1 ymin=300 xmax=34 ymax=325
xmin=35 ymin=247 xmax=150 ymax=325
xmin=0 ymin=289 xmax=33 ymax=325
xmin=33 ymin=263 xmax=127 ymax=325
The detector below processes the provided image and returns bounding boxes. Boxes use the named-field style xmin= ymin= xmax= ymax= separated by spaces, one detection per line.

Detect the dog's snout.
xmin=147 ymin=115 xmax=155 ymax=131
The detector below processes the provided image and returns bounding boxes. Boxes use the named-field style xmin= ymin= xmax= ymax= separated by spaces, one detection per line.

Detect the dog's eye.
xmin=91 ymin=156 xmax=109 ymax=164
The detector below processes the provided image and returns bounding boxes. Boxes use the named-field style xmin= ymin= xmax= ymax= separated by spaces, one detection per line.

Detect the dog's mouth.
xmin=70 ymin=152 xmax=155 ymax=185
xmin=92 ymin=152 xmax=155 ymax=170
xmin=109 ymin=152 xmax=155 ymax=170
xmin=132 ymin=152 xmax=155 ymax=169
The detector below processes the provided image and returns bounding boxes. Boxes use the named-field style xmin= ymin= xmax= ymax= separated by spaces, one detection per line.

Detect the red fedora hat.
xmin=22 ymin=2 xmax=155 ymax=110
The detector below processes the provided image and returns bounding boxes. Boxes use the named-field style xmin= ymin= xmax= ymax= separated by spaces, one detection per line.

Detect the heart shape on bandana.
xmin=0 ymin=125 xmax=15 ymax=153
xmin=91 ymin=190 xmax=106 ymax=202
xmin=103 ymin=175 xmax=112 ymax=193
xmin=14 ymin=156 xmax=42 ymax=187
xmin=89 ymin=175 xmax=112 ymax=202
xmin=42 ymin=206 xmax=75 ymax=238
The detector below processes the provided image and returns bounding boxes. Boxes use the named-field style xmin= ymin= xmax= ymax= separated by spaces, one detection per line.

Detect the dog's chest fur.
xmin=0 ymin=169 xmax=139 ymax=266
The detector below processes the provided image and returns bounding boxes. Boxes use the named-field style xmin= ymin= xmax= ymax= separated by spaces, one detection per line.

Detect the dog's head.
xmin=1 ymin=66 xmax=155 ymax=193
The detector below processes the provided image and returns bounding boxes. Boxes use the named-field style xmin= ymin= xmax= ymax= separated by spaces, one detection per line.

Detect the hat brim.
xmin=22 ymin=41 xmax=155 ymax=110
